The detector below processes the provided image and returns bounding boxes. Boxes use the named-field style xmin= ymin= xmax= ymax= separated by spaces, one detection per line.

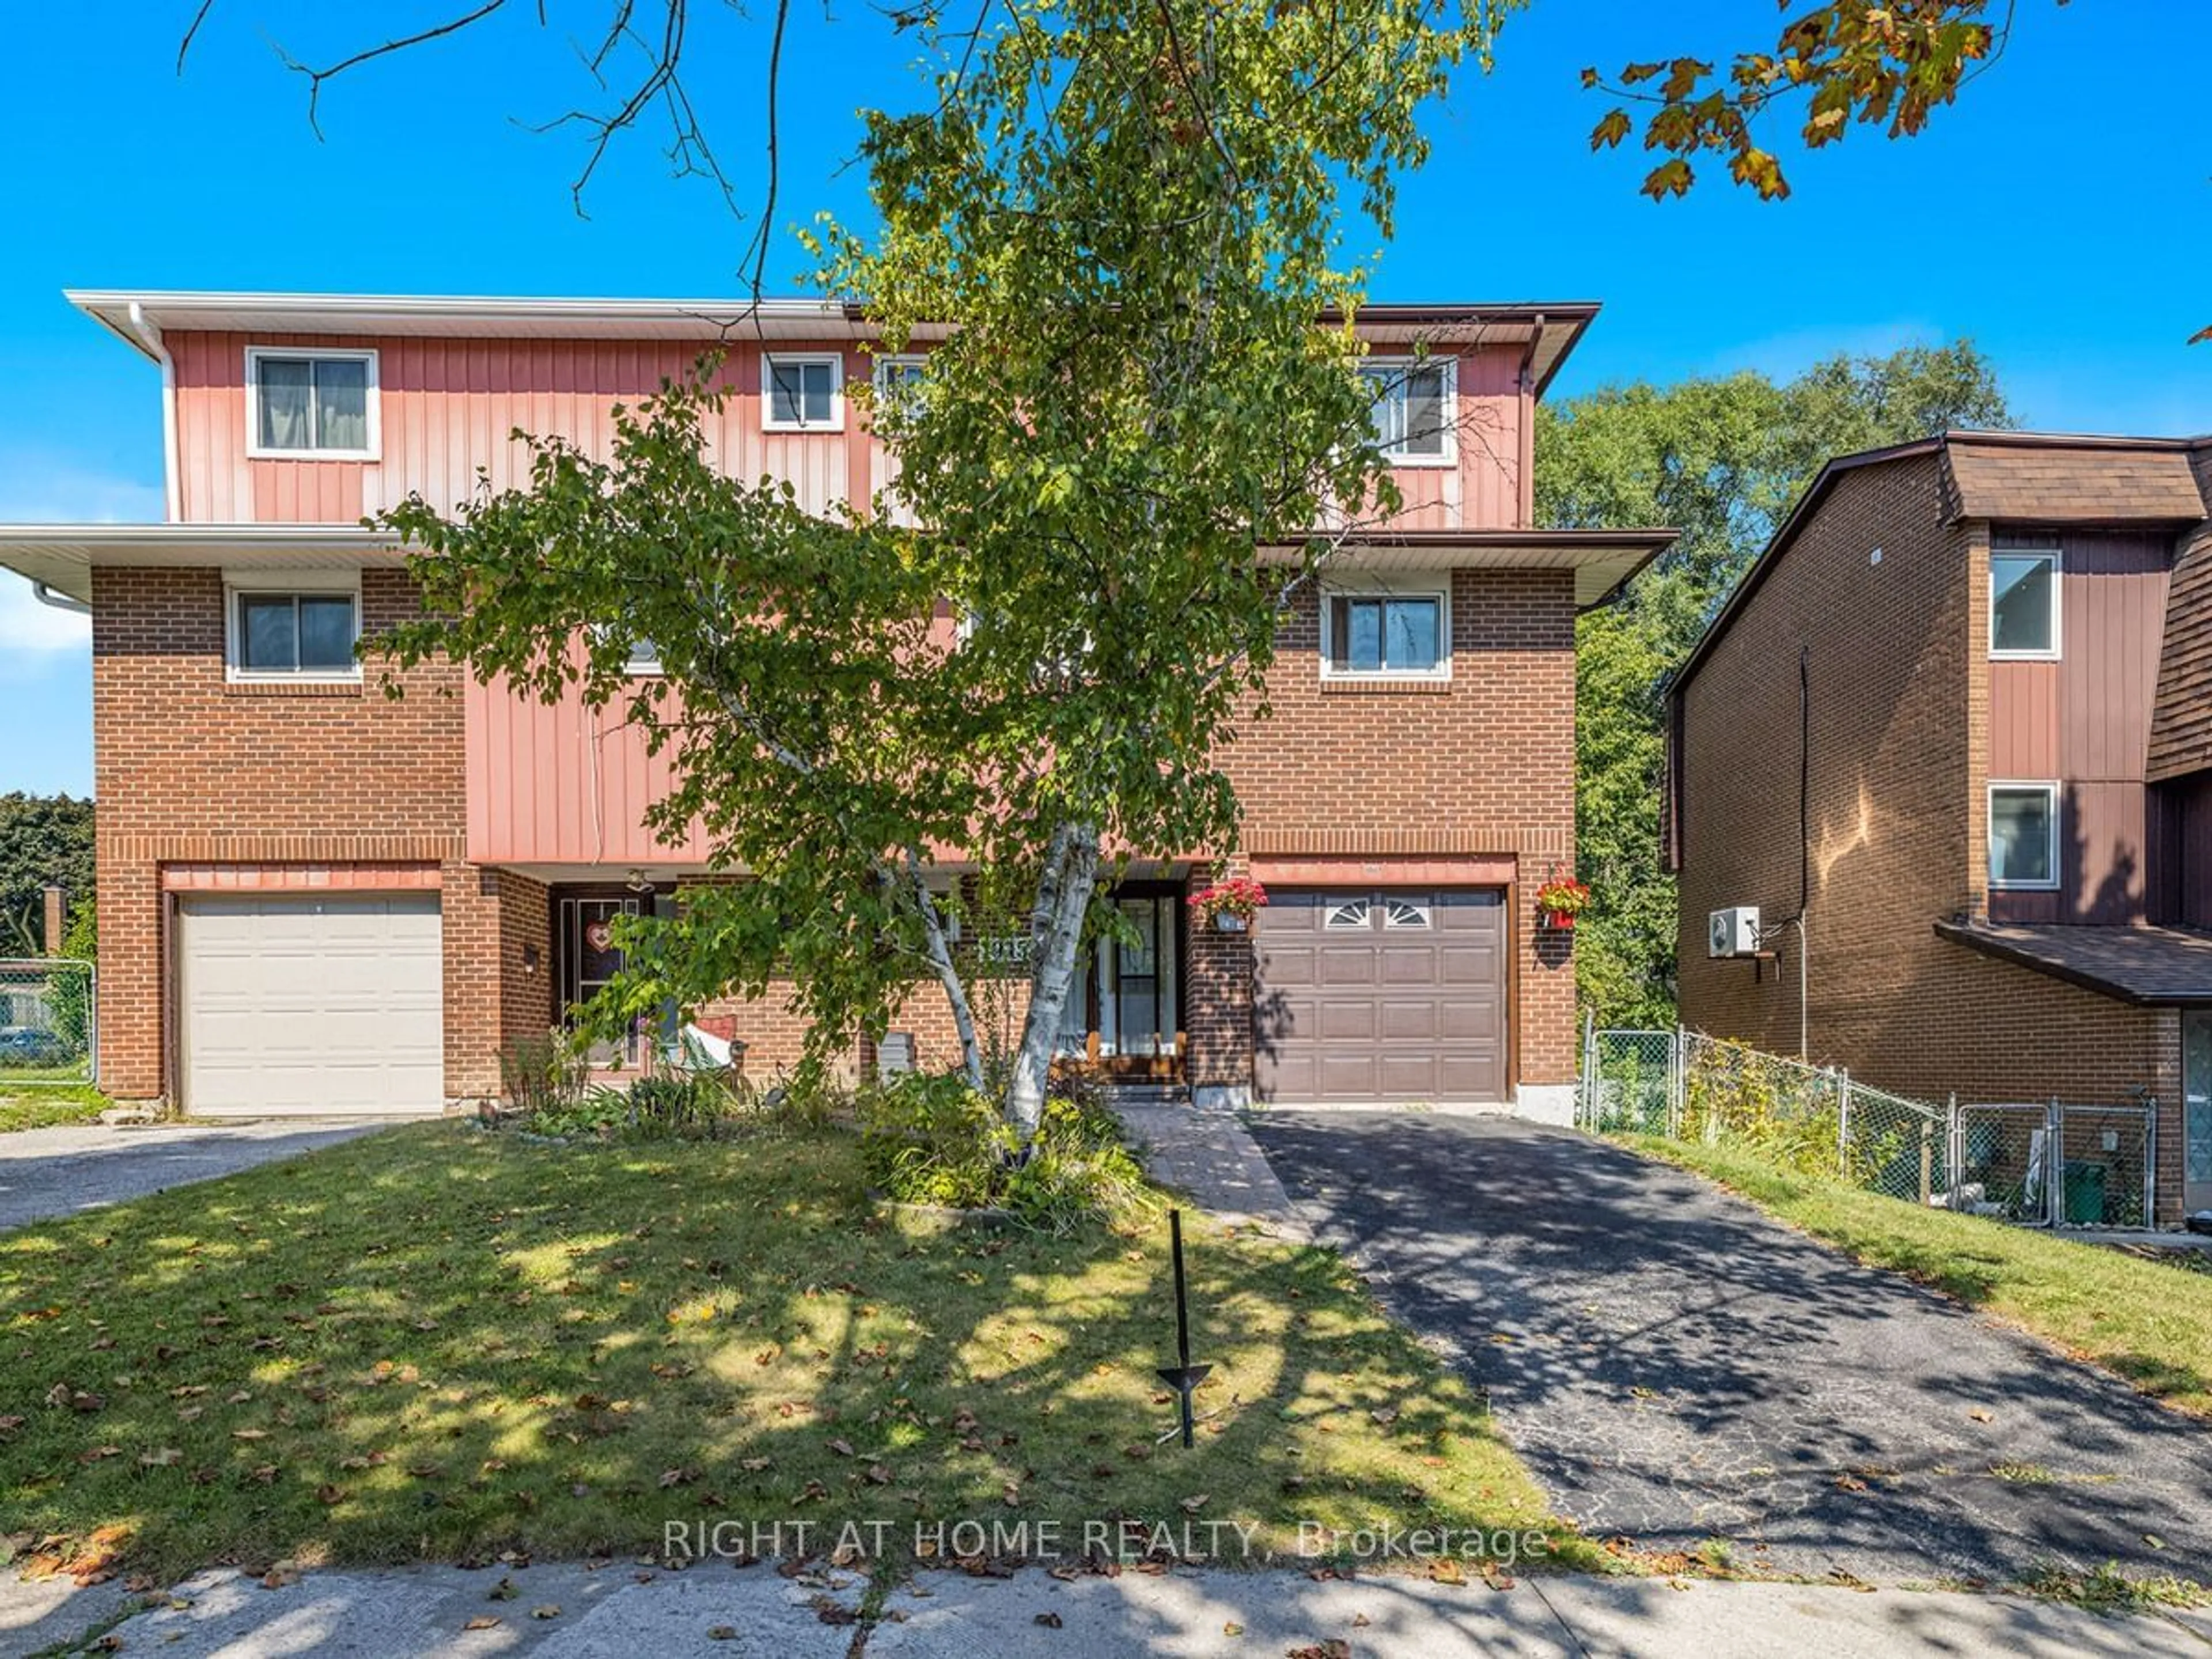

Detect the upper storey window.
xmin=226 ymin=576 xmax=362 ymax=682
xmin=246 ymin=347 xmax=378 ymax=460
xmin=1358 ymin=357 xmax=1455 ymax=467
xmin=763 ymin=353 xmax=843 ymax=432
xmin=1990 ymin=546 xmax=2060 ymax=660
xmin=1321 ymin=582 xmax=1450 ymax=681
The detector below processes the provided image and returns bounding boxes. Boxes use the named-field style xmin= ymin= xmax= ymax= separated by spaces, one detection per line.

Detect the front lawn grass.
xmin=1622 ymin=1134 xmax=2212 ymax=1418
xmin=0 ymin=1121 xmax=1590 ymax=1581
xmin=0 ymin=1084 xmax=106 ymax=1134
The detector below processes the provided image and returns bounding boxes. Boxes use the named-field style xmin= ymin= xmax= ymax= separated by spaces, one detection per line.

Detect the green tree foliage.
xmin=1540 ymin=344 xmax=2012 ymax=1027
xmin=382 ymin=0 xmax=1500 ymax=1137
xmin=0 ymin=794 xmax=94 ymax=958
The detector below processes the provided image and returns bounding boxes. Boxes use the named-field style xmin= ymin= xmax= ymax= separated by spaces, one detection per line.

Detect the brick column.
xmin=1183 ymin=870 xmax=1253 ymax=1108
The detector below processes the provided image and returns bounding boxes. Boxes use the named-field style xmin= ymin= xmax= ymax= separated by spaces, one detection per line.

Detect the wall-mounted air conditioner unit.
xmin=1708 ymin=906 xmax=1762 ymax=959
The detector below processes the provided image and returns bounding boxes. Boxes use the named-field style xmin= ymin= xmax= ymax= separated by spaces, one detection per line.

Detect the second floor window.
xmin=1990 ymin=546 xmax=2059 ymax=658
xmin=873 ymin=355 xmax=928 ymax=423
xmin=1989 ymin=782 xmax=2059 ymax=890
xmin=1324 ymin=588 xmax=1448 ymax=678
xmin=247 ymin=348 xmax=377 ymax=458
xmin=1359 ymin=357 xmax=1455 ymax=464
xmin=232 ymin=589 xmax=361 ymax=677
xmin=763 ymin=354 xmax=842 ymax=431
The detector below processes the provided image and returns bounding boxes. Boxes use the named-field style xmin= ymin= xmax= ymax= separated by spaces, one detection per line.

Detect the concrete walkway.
xmin=0 ymin=1119 xmax=388 ymax=1232
xmin=1111 ymin=1100 xmax=1305 ymax=1235
xmin=9 ymin=1559 xmax=2206 ymax=1658
xmin=1247 ymin=1112 xmax=2212 ymax=1589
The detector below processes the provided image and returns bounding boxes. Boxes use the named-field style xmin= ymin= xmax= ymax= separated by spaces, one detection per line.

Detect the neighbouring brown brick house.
xmin=1669 ymin=430 xmax=2212 ymax=1224
xmin=1 ymin=290 xmax=1671 ymax=1124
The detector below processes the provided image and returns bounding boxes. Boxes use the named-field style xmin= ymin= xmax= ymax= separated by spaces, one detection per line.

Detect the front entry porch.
xmin=1055 ymin=882 xmax=1188 ymax=1081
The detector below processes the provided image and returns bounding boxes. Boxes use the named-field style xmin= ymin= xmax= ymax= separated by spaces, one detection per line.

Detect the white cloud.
xmin=0 ymin=452 xmax=164 ymax=657
xmin=0 ymin=453 xmax=165 ymax=525
xmin=0 ymin=572 xmax=90 ymax=652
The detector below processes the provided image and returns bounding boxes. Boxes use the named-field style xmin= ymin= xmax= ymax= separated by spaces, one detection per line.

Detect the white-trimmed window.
xmin=1358 ymin=356 xmax=1456 ymax=465
xmin=1382 ymin=896 xmax=1432 ymax=930
xmin=225 ymin=571 xmax=362 ymax=680
xmin=245 ymin=347 xmax=378 ymax=459
xmin=872 ymin=354 xmax=929 ymax=424
xmin=1990 ymin=545 xmax=2061 ymax=659
xmin=1989 ymin=782 xmax=2060 ymax=890
xmin=763 ymin=353 xmax=843 ymax=431
xmin=1321 ymin=581 xmax=1450 ymax=680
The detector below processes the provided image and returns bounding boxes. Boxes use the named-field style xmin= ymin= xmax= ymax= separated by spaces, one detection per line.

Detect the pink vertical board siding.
xmin=169 ymin=332 xmax=1533 ymax=532
xmin=168 ymin=332 xmax=887 ymax=525
xmin=465 ymin=673 xmax=711 ymax=865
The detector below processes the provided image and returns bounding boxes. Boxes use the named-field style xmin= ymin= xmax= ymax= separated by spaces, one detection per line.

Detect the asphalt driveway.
xmin=1247 ymin=1112 xmax=2212 ymax=1587
xmin=0 ymin=1119 xmax=389 ymax=1232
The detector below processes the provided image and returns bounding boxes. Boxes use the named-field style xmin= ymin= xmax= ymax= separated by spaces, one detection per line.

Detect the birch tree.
xmin=378 ymin=0 xmax=1484 ymax=1138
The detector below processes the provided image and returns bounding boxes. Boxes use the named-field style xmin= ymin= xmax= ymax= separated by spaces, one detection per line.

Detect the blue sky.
xmin=2 ymin=1 xmax=2207 ymax=797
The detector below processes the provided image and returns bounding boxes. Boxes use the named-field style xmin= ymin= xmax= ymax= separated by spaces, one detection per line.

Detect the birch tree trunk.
xmin=1004 ymin=821 xmax=1100 ymax=1141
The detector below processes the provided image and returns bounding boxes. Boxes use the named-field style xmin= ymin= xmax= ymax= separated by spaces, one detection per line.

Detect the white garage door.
xmin=179 ymin=893 xmax=444 ymax=1117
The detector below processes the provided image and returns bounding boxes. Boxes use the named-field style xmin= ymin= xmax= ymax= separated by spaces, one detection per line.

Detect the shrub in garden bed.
xmin=859 ymin=1069 xmax=1153 ymax=1233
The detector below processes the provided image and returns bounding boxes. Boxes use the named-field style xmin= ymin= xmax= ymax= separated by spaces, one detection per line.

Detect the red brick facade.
xmin=91 ymin=565 xmax=542 ymax=1105
xmin=1673 ymin=447 xmax=2199 ymax=1220
xmin=1211 ymin=569 xmax=1582 ymax=1096
xmin=90 ymin=557 xmax=1583 ymax=1115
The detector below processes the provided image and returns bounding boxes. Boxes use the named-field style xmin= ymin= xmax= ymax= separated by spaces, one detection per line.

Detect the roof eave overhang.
xmin=1933 ymin=919 xmax=2212 ymax=1007
xmin=0 ymin=524 xmax=402 ymax=605
xmin=66 ymin=291 xmax=1604 ymax=386
xmin=1265 ymin=527 xmax=1676 ymax=610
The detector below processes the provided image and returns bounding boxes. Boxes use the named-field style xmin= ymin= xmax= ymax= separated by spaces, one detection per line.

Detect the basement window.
xmin=1988 ymin=783 xmax=2059 ymax=890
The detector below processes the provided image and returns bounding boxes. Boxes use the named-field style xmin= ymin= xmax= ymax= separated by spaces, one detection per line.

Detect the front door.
xmin=1053 ymin=889 xmax=1183 ymax=1073
xmin=559 ymin=893 xmax=643 ymax=1065
xmin=2187 ymin=1011 xmax=2212 ymax=1215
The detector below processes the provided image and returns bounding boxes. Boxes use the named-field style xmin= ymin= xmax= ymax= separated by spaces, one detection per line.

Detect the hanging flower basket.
xmin=1188 ymin=876 xmax=1268 ymax=932
xmin=1534 ymin=875 xmax=1590 ymax=934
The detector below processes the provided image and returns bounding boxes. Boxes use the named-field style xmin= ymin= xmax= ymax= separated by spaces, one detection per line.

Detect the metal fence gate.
xmin=1581 ymin=1024 xmax=2156 ymax=1230
xmin=0 ymin=957 xmax=96 ymax=1087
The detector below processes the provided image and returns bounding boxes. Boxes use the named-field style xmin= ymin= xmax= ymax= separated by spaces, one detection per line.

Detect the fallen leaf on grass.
xmin=462 ymin=1615 xmax=501 ymax=1631
xmin=1179 ymin=1494 xmax=1209 ymax=1513
xmin=532 ymin=1603 xmax=562 ymax=1619
xmin=1035 ymin=1611 xmax=1064 ymax=1628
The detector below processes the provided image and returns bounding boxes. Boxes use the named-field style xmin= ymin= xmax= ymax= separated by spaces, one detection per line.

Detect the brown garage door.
xmin=1254 ymin=888 xmax=1506 ymax=1104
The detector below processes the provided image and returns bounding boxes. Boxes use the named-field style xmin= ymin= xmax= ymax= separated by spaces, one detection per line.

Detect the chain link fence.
xmin=0 ymin=959 xmax=96 ymax=1087
xmin=1581 ymin=1024 xmax=2155 ymax=1230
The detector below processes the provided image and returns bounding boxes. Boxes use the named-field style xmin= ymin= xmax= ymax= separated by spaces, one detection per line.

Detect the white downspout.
xmin=121 ymin=302 xmax=181 ymax=523
xmin=31 ymin=582 xmax=91 ymax=616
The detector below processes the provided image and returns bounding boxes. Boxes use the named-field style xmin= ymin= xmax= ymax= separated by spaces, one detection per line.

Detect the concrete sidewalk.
xmin=12 ymin=1560 xmax=2207 ymax=1658
xmin=0 ymin=1118 xmax=388 ymax=1232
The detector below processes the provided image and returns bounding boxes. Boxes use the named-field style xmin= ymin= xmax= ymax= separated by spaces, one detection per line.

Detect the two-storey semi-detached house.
xmin=1670 ymin=431 xmax=2212 ymax=1224
xmin=0 ymin=291 xmax=1670 ymax=1124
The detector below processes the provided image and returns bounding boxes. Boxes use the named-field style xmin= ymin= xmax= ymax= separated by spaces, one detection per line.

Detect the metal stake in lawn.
xmin=1156 ymin=1208 xmax=1211 ymax=1449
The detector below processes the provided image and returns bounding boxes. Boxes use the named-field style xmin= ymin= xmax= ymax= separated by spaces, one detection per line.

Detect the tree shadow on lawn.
xmin=0 ymin=1121 xmax=1569 ymax=1584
